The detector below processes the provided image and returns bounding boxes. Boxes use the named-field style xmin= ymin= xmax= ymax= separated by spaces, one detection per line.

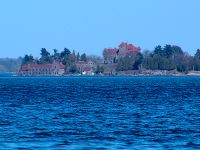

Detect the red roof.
xmin=126 ymin=44 xmax=140 ymax=52
xmin=103 ymin=42 xmax=141 ymax=57
xmin=104 ymin=48 xmax=118 ymax=54
xmin=20 ymin=61 xmax=65 ymax=71
xmin=29 ymin=64 xmax=52 ymax=69
xmin=119 ymin=42 xmax=140 ymax=52
xmin=20 ymin=65 xmax=29 ymax=71
xmin=128 ymin=44 xmax=134 ymax=50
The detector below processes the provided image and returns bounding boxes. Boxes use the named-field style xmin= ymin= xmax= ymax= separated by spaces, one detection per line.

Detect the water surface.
xmin=0 ymin=76 xmax=200 ymax=149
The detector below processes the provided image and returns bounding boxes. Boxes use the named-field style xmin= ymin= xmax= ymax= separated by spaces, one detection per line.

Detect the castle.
xmin=103 ymin=42 xmax=141 ymax=64
xmin=18 ymin=42 xmax=141 ymax=76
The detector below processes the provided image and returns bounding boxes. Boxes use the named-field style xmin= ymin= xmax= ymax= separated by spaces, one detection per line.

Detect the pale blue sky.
xmin=0 ymin=0 xmax=200 ymax=58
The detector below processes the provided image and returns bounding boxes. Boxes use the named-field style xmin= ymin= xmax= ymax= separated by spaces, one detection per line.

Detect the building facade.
xmin=18 ymin=61 xmax=65 ymax=76
xmin=76 ymin=60 xmax=96 ymax=75
xmin=103 ymin=42 xmax=141 ymax=64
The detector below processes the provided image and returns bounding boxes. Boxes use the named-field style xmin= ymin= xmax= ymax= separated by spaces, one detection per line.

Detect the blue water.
xmin=0 ymin=76 xmax=200 ymax=150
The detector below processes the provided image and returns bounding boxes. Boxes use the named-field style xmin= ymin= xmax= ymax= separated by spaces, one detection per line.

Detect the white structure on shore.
xmin=76 ymin=60 xmax=95 ymax=75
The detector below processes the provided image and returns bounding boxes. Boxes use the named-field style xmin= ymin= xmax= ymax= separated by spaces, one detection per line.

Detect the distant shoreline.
xmin=6 ymin=70 xmax=200 ymax=77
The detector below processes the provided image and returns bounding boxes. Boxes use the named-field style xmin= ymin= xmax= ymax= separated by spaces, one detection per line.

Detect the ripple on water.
xmin=0 ymin=76 xmax=200 ymax=149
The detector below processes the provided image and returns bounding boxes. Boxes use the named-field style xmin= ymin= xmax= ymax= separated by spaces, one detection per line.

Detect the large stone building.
xmin=103 ymin=42 xmax=141 ymax=64
xmin=18 ymin=61 xmax=65 ymax=76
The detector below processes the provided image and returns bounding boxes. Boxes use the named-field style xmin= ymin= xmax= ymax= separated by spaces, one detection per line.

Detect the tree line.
xmin=0 ymin=58 xmax=22 ymax=72
xmin=142 ymin=45 xmax=200 ymax=73
xmin=22 ymin=48 xmax=88 ymax=73
xmin=115 ymin=45 xmax=200 ymax=73
xmin=21 ymin=45 xmax=200 ymax=74
xmin=23 ymin=48 xmax=88 ymax=65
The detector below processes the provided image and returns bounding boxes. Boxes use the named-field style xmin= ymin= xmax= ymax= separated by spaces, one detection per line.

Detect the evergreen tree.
xmin=133 ymin=52 xmax=143 ymax=70
xmin=60 ymin=48 xmax=71 ymax=60
xmin=171 ymin=45 xmax=184 ymax=55
xmin=69 ymin=64 xmax=78 ymax=73
xmin=40 ymin=48 xmax=52 ymax=63
xmin=76 ymin=52 xmax=80 ymax=61
xmin=95 ymin=65 xmax=104 ymax=74
xmin=154 ymin=45 xmax=163 ymax=56
xmin=71 ymin=50 xmax=76 ymax=62
xmin=195 ymin=49 xmax=200 ymax=59
xmin=53 ymin=49 xmax=60 ymax=60
xmin=80 ymin=53 xmax=87 ymax=61
xmin=22 ymin=54 xmax=34 ymax=64
xmin=163 ymin=44 xmax=173 ymax=58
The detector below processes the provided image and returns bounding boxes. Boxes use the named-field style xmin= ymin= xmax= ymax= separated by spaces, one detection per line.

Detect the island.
xmin=17 ymin=42 xmax=200 ymax=76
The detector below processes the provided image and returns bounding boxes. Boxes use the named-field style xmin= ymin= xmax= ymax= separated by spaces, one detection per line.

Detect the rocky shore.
xmin=115 ymin=70 xmax=200 ymax=76
xmin=63 ymin=70 xmax=200 ymax=76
